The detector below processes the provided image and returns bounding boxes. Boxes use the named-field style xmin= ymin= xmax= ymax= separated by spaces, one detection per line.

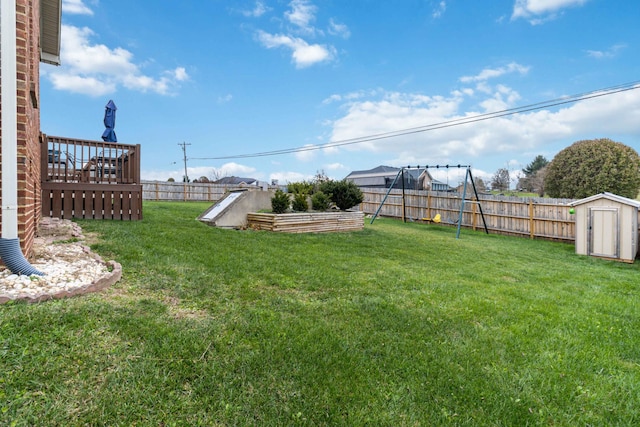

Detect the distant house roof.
xmin=215 ymin=176 xmax=258 ymax=185
xmin=345 ymin=165 xmax=431 ymax=179
xmin=41 ymin=0 xmax=62 ymax=66
xmin=345 ymin=165 xmax=435 ymax=190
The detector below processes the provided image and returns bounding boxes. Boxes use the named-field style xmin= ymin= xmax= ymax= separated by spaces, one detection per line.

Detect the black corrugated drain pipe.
xmin=0 ymin=238 xmax=45 ymax=276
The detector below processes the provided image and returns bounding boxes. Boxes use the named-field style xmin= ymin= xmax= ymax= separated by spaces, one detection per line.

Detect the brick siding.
xmin=0 ymin=0 xmax=42 ymax=257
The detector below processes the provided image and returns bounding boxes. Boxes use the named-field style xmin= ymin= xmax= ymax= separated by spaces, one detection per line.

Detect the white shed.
xmin=568 ymin=192 xmax=640 ymax=263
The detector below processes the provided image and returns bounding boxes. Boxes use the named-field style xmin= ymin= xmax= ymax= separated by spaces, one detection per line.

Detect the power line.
xmin=190 ymin=80 xmax=640 ymax=161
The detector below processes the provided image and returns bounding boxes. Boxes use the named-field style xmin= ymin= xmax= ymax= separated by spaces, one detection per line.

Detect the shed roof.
xmin=40 ymin=0 xmax=62 ymax=65
xmin=568 ymin=192 xmax=640 ymax=208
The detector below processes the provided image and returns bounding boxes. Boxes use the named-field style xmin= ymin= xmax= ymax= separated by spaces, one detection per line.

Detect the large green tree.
xmin=544 ymin=138 xmax=640 ymax=199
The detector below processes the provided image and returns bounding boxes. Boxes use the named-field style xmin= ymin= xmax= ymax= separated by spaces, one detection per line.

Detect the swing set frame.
xmin=370 ymin=165 xmax=489 ymax=239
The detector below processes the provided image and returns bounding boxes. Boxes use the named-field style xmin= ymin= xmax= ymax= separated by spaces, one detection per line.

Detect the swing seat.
xmin=422 ymin=214 xmax=441 ymax=223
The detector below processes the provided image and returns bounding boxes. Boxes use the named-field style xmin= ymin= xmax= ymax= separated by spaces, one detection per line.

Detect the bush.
xmin=292 ymin=193 xmax=309 ymax=212
xmin=545 ymin=138 xmax=640 ymax=199
xmin=288 ymin=181 xmax=314 ymax=195
xmin=271 ymin=189 xmax=290 ymax=214
xmin=320 ymin=180 xmax=364 ymax=211
xmin=311 ymin=191 xmax=331 ymax=211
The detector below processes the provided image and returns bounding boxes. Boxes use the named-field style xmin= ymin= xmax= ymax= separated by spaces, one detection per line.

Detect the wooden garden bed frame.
xmin=247 ymin=211 xmax=364 ymax=233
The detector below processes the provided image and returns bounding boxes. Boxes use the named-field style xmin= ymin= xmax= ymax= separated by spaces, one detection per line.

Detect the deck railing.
xmin=41 ymin=135 xmax=142 ymax=220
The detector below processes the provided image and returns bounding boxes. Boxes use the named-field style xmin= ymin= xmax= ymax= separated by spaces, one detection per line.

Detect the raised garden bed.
xmin=247 ymin=211 xmax=364 ymax=233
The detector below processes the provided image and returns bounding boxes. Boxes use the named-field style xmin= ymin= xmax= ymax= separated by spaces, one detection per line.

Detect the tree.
xmin=473 ymin=177 xmax=487 ymax=193
xmin=311 ymin=191 xmax=331 ymax=211
xmin=522 ymin=155 xmax=549 ymax=177
xmin=519 ymin=165 xmax=548 ymax=196
xmin=271 ymin=189 xmax=290 ymax=214
xmin=319 ymin=180 xmax=364 ymax=210
xmin=491 ymin=168 xmax=510 ymax=192
xmin=518 ymin=155 xmax=549 ymax=194
xmin=544 ymin=138 xmax=640 ymax=199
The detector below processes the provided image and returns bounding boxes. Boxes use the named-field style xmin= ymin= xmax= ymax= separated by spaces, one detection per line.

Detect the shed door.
xmin=588 ymin=207 xmax=619 ymax=258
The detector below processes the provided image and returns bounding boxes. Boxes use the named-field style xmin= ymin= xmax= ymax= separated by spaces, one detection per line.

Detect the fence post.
xmin=472 ymin=200 xmax=477 ymax=230
xmin=529 ymin=199 xmax=534 ymax=239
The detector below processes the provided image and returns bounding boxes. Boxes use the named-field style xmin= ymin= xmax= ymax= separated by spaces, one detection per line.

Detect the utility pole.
xmin=178 ymin=142 xmax=191 ymax=182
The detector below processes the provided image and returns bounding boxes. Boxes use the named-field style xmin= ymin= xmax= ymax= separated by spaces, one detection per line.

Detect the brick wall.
xmin=0 ymin=0 xmax=42 ymax=257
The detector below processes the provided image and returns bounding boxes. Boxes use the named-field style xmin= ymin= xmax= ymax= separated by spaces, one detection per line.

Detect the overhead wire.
xmin=190 ymin=80 xmax=640 ymax=161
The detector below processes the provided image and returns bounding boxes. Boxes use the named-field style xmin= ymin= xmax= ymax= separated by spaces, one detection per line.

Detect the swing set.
xmin=370 ymin=164 xmax=489 ymax=239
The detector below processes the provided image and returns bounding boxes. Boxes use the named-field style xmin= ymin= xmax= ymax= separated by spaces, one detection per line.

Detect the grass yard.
xmin=1 ymin=201 xmax=639 ymax=426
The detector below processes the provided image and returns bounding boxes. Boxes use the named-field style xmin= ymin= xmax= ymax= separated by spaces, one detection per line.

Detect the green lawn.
xmin=1 ymin=201 xmax=639 ymax=426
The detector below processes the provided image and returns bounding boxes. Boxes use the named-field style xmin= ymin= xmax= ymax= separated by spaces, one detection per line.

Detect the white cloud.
xmin=479 ymin=84 xmax=522 ymax=112
xmin=215 ymin=162 xmax=259 ymax=178
xmin=324 ymin=81 xmax=640 ymax=169
xmin=62 ymin=0 xmax=93 ymax=15
xmin=294 ymin=144 xmax=318 ymax=162
xmin=270 ymin=171 xmax=311 ymax=184
xmin=460 ymin=62 xmax=530 ymax=83
xmin=285 ymin=0 xmax=318 ymax=33
xmin=586 ymin=44 xmax=627 ymax=59
xmin=217 ymin=94 xmax=233 ymax=104
xmin=256 ymin=30 xmax=335 ymax=68
xmin=322 ymin=89 xmax=381 ymax=104
xmin=49 ymin=73 xmax=115 ymax=97
xmin=241 ymin=1 xmax=270 ymax=17
xmin=251 ymin=0 xmax=344 ymax=68
xmin=328 ymin=19 xmax=351 ymax=39
xmin=325 ymin=162 xmax=346 ymax=170
xmin=46 ymin=25 xmax=189 ymax=96
xmin=173 ymin=67 xmax=189 ymax=81
xmin=432 ymin=1 xmax=447 ymax=19
xmin=512 ymin=0 xmax=588 ymax=24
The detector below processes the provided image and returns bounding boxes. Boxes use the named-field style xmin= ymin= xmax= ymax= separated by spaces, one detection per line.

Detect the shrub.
xmin=271 ymin=189 xmax=290 ymax=214
xmin=292 ymin=193 xmax=309 ymax=212
xmin=288 ymin=181 xmax=314 ymax=195
xmin=320 ymin=180 xmax=364 ymax=211
xmin=311 ymin=191 xmax=331 ymax=211
xmin=545 ymin=138 xmax=640 ymax=199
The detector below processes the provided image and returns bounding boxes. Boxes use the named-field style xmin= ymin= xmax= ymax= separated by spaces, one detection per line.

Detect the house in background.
xmin=345 ymin=165 xmax=451 ymax=191
xmin=215 ymin=176 xmax=259 ymax=186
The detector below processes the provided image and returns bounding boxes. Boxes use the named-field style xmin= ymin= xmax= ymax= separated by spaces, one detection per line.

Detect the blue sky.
xmin=41 ymin=0 xmax=640 ymax=186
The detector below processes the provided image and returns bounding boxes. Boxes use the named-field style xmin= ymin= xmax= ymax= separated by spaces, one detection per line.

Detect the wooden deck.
xmin=41 ymin=135 xmax=142 ymax=220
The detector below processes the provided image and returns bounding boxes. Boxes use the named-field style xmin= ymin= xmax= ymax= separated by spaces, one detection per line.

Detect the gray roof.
xmin=215 ymin=176 xmax=258 ymax=185
xmin=345 ymin=165 xmax=431 ymax=181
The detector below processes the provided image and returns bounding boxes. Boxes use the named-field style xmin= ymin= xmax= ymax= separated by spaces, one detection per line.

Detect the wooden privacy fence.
xmin=360 ymin=188 xmax=576 ymax=241
xmin=41 ymin=135 xmax=142 ymax=220
xmin=142 ymin=181 xmax=278 ymax=202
